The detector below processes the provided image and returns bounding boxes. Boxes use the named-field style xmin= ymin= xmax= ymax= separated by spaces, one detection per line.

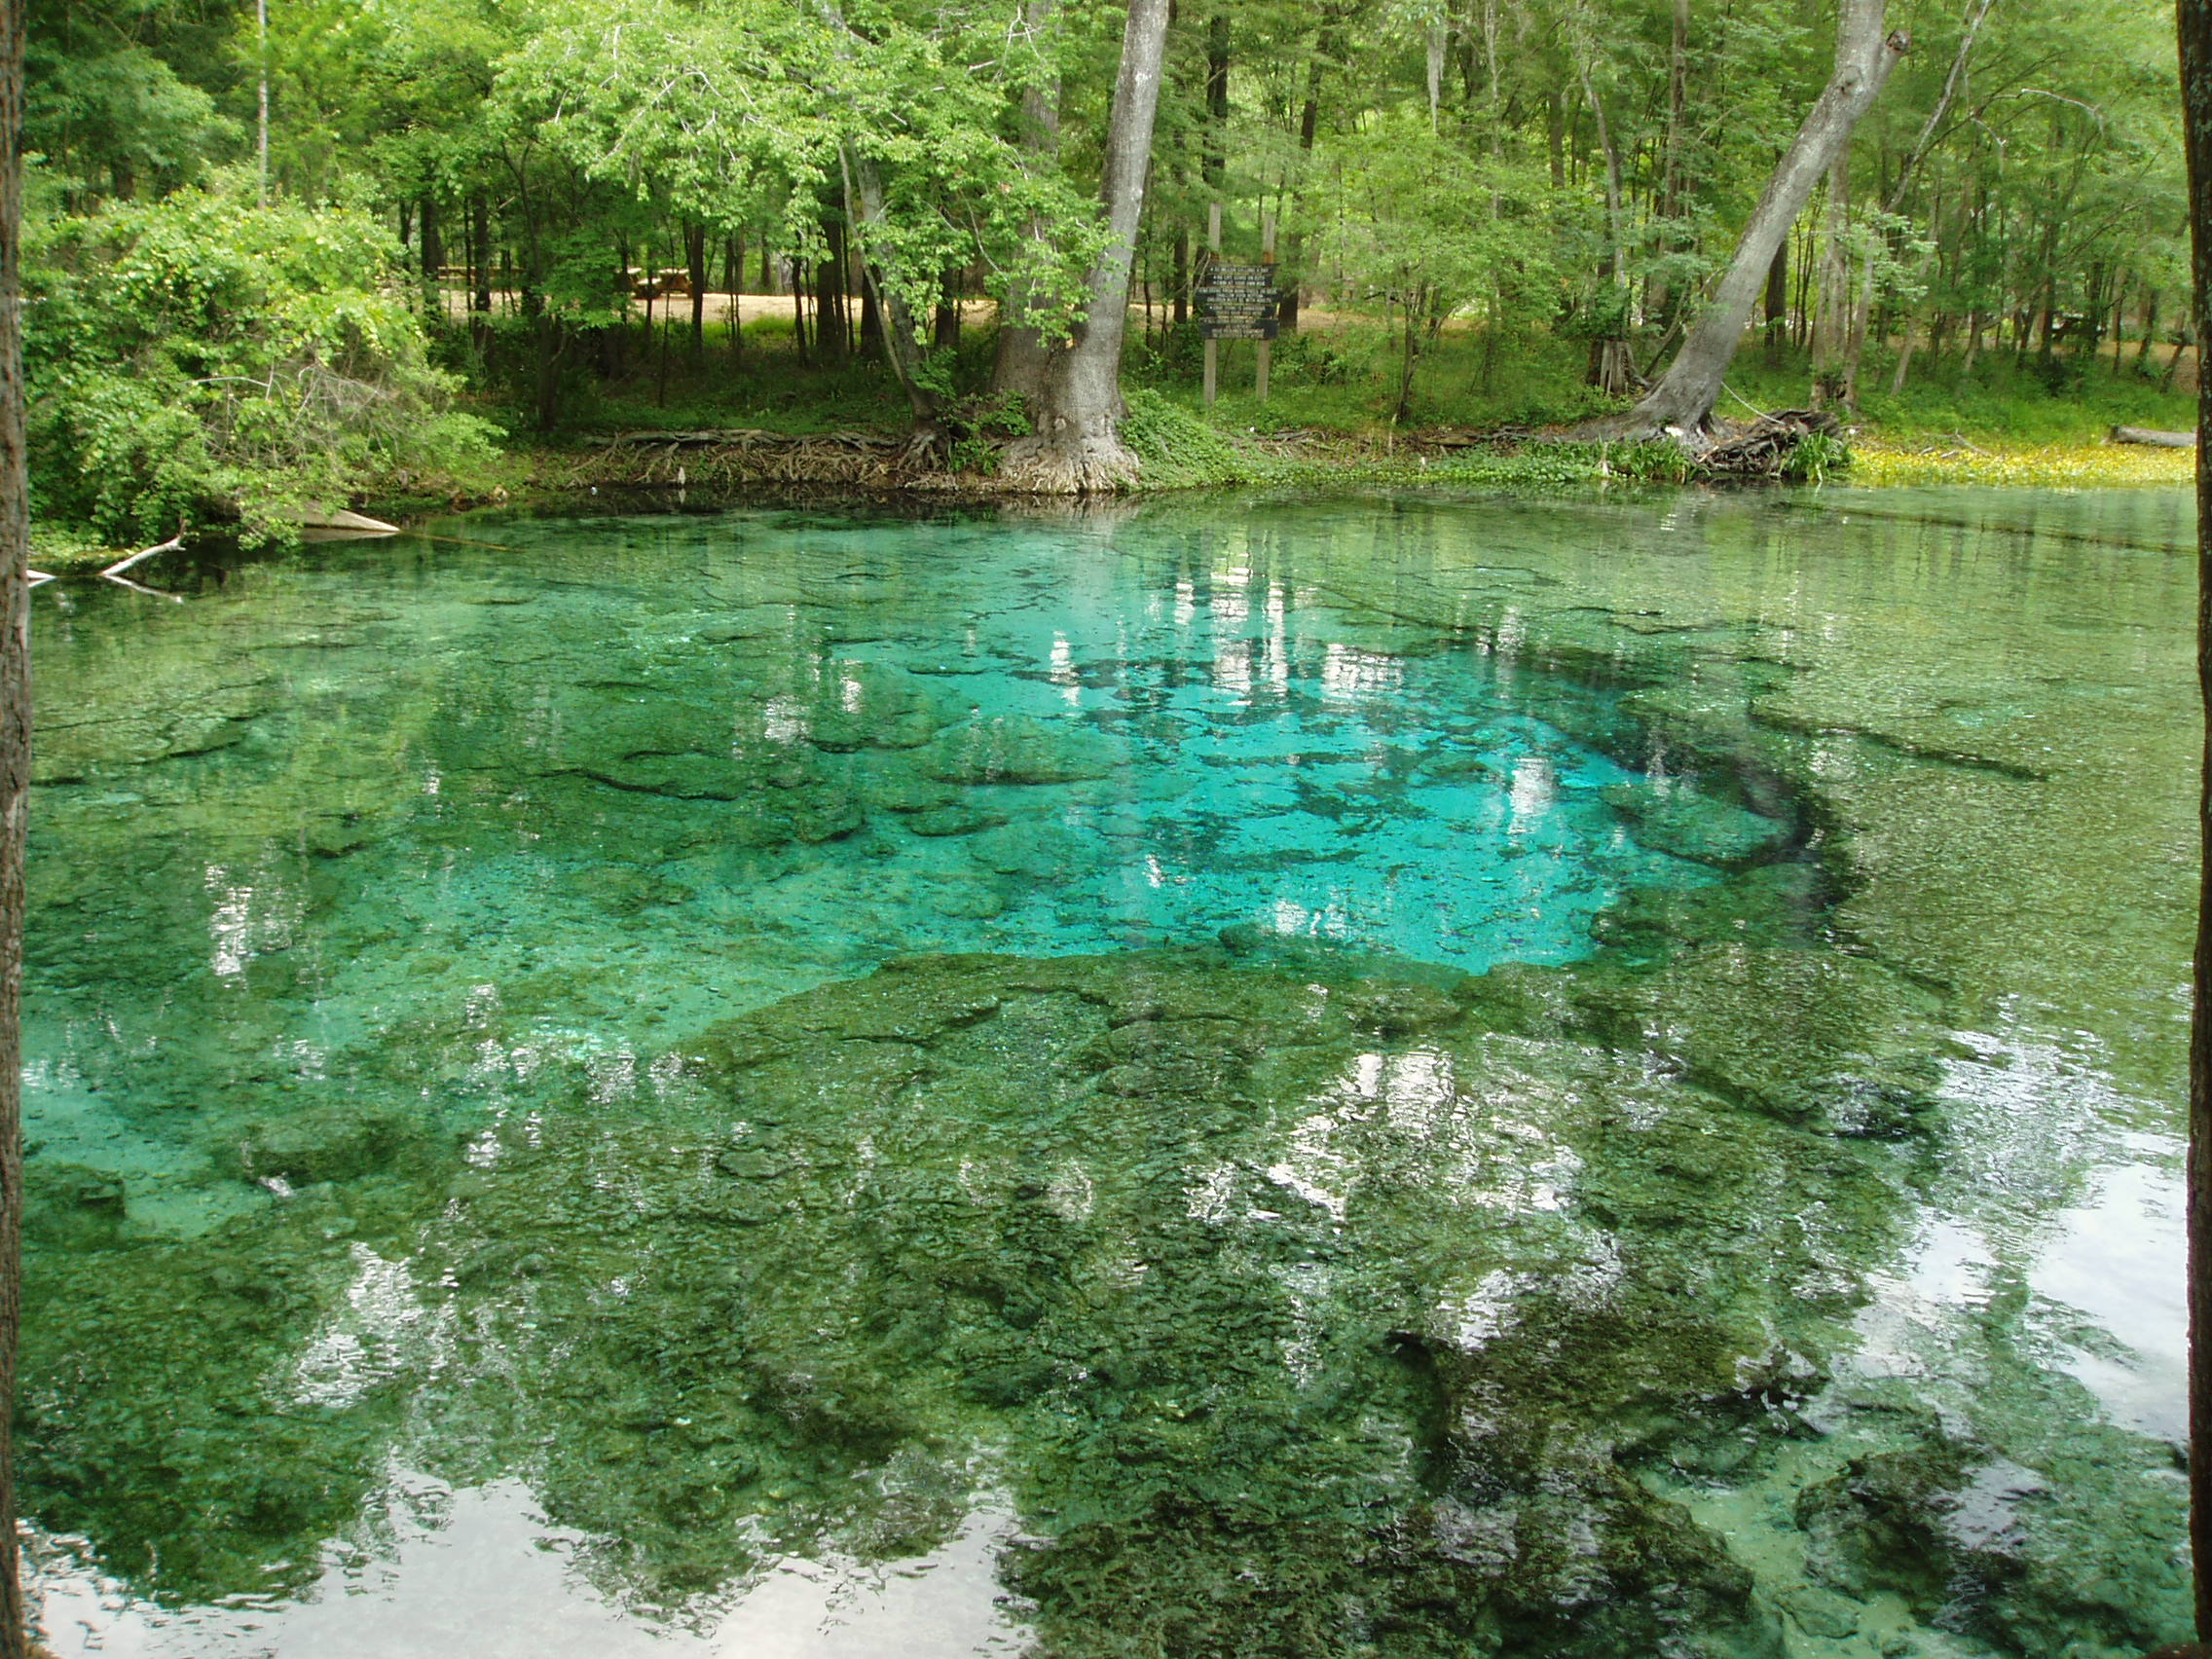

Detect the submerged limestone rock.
xmin=916 ymin=714 xmax=1122 ymax=786
xmin=18 ymin=489 xmax=2200 ymax=1656
xmin=1602 ymin=780 xmax=1793 ymax=868
xmin=236 ymin=1107 xmax=424 ymax=1187
xmin=24 ymin=938 xmax=1944 ymax=1653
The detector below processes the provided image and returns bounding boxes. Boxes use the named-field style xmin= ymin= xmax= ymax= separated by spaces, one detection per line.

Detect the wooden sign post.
xmin=1196 ymin=201 xmax=1280 ymax=407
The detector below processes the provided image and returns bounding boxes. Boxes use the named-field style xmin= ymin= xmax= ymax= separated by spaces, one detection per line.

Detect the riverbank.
xmin=30 ymin=410 xmax=2196 ymax=574
xmin=476 ymin=416 xmax=2194 ymax=506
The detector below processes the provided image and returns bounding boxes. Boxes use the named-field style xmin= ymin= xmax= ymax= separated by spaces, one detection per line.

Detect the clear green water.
xmin=19 ymin=487 xmax=2197 ymax=1657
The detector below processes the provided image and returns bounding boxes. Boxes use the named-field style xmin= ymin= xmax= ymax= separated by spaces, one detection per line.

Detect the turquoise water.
xmin=18 ymin=488 xmax=2196 ymax=1657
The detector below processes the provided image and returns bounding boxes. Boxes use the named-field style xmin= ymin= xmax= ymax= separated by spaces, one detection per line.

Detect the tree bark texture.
xmin=0 ymin=0 xmax=24 ymax=1637
xmin=1585 ymin=0 xmax=1908 ymax=438
xmin=999 ymin=0 xmax=1170 ymax=492
xmin=991 ymin=0 xmax=1060 ymax=403
xmin=2178 ymin=0 xmax=2212 ymax=1637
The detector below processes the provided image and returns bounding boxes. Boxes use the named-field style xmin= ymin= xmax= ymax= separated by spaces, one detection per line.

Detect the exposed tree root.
xmin=1700 ymin=409 xmax=1841 ymax=476
xmin=993 ymin=430 xmax=1141 ymax=495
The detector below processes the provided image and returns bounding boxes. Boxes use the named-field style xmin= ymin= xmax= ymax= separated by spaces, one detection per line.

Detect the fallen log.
xmin=101 ymin=534 xmax=184 ymax=579
xmin=274 ymin=504 xmax=402 ymax=535
xmin=2108 ymin=424 xmax=2196 ymax=448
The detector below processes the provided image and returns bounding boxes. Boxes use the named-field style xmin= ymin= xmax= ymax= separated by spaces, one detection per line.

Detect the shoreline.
xmin=29 ymin=429 xmax=2196 ymax=574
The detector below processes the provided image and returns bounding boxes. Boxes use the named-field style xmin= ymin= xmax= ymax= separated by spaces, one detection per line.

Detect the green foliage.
xmin=1118 ymin=389 xmax=1256 ymax=489
xmin=1307 ymin=110 xmax=1567 ymax=416
xmin=1782 ymin=431 xmax=1851 ymax=485
xmin=1605 ymin=439 xmax=1700 ymax=484
xmin=498 ymin=0 xmax=1107 ymax=345
xmin=26 ymin=179 xmax=500 ymax=545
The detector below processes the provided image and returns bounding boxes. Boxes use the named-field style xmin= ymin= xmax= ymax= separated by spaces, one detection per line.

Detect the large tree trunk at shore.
xmin=2180 ymin=0 xmax=2212 ymax=1642
xmin=999 ymin=0 xmax=1169 ymax=493
xmin=0 ymin=0 xmax=26 ymax=1641
xmin=991 ymin=0 xmax=1060 ymax=403
xmin=1580 ymin=0 xmax=1908 ymax=439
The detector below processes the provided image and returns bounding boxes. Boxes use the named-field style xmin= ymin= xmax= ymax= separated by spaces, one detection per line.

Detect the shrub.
xmin=27 ymin=177 xmax=500 ymax=545
xmin=1119 ymin=388 xmax=1250 ymax=488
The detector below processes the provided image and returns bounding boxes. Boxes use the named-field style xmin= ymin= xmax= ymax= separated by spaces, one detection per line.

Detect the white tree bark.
xmin=1584 ymin=0 xmax=1908 ymax=438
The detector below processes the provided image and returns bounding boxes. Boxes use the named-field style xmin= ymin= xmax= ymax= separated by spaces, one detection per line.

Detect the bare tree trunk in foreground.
xmin=0 ymin=0 xmax=26 ymax=1636
xmin=1579 ymin=0 xmax=1907 ymax=439
xmin=2181 ymin=0 xmax=2212 ymax=1643
xmin=998 ymin=0 xmax=1170 ymax=493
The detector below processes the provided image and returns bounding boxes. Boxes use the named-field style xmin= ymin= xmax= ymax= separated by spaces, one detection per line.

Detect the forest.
xmin=18 ymin=0 xmax=2194 ymax=543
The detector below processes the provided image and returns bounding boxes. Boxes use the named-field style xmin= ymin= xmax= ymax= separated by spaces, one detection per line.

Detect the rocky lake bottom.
xmin=17 ymin=486 xmax=2198 ymax=1657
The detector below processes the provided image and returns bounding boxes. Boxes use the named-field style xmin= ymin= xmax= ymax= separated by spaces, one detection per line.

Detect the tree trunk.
xmin=1838 ymin=0 xmax=1988 ymax=410
xmin=1578 ymin=57 xmax=1634 ymax=393
xmin=992 ymin=0 xmax=1060 ymax=403
xmin=1172 ymin=220 xmax=1189 ymax=325
xmin=470 ymin=194 xmax=493 ymax=319
xmin=0 ymin=0 xmax=26 ymax=1637
xmin=685 ymin=220 xmax=707 ymax=360
xmin=1280 ymin=37 xmax=1325 ymax=334
xmin=2176 ymin=0 xmax=2212 ymax=1636
xmin=1203 ymin=6 xmax=1230 ymax=188
xmin=2111 ymin=270 xmax=2128 ymax=374
xmin=419 ymin=195 xmax=443 ymax=312
xmin=728 ymin=235 xmax=745 ymax=364
xmin=842 ymin=147 xmax=944 ymax=447
xmin=1811 ymin=150 xmax=1853 ymax=403
xmin=1395 ymin=289 xmax=1422 ymax=422
xmin=934 ymin=270 xmax=962 ymax=353
xmin=814 ymin=236 xmax=846 ymax=364
xmin=1647 ymin=0 xmax=1690 ymax=324
xmin=1889 ymin=323 xmax=1918 ymax=393
xmin=1580 ymin=0 xmax=1908 ymax=438
xmin=999 ymin=0 xmax=1171 ymax=492
xmin=1840 ymin=239 xmax=1875 ymax=408
xmin=859 ymin=276 xmax=882 ymax=352
xmin=1764 ymin=235 xmax=1788 ymax=364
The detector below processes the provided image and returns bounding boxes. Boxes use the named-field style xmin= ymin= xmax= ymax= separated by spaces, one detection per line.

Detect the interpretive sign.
xmin=1198 ymin=263 xmax=1279 ymax=340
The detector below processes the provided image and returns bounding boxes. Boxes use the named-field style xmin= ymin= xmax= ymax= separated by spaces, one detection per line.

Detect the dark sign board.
xmin=1199 ymin=262 xmax=1278 ymax=340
